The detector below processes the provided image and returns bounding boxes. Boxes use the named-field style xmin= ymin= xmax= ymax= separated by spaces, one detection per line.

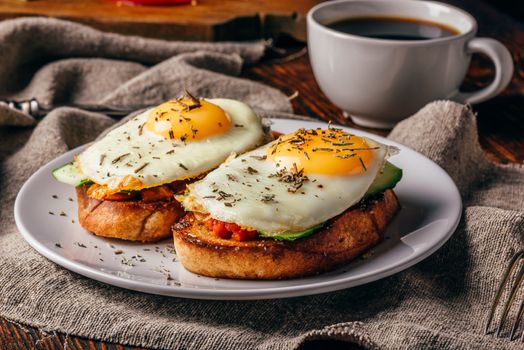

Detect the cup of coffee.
xmin=307 ymin=0 xmax=514 ymax=128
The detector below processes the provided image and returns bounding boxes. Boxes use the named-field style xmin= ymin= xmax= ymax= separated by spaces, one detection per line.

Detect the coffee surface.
xmin=327 ymin=16 xmax=460 ymax=40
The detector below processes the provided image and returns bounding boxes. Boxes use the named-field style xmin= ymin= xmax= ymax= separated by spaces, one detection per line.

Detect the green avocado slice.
xmin=258 ymin=223 xmax=324 ymax=241
xmin=365 ymin=161 xmax=403 ymax=197
xmin=52 ymin=162 xmax=92 ymax=187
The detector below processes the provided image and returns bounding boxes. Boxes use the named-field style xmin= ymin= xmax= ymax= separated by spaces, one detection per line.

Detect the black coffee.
xmin=327 ymin=16 xmax=460 ymax=41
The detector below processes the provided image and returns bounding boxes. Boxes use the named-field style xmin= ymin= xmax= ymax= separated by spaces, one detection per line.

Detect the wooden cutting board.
xmin=0 ymin=0 xmax=322 ymax=41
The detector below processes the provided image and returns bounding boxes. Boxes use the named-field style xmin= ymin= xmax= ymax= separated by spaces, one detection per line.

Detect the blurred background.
xmin=0 ymin=0 xmax=522 ymax=42
xmin=0 ymin=0 xmax=322 ymax=42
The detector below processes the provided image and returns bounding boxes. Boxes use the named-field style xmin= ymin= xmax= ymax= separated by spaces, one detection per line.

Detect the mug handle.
xmin=453 ymin=38 xmax=514 ymax=104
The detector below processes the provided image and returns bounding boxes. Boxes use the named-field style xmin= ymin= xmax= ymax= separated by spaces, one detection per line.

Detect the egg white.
xmin=77 ymin=98 xmax=266 ymax=188
xmin=184 ymin=137 xmax=392 ymax=233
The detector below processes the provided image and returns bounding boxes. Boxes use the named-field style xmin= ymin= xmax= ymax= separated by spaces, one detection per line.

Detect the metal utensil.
xmin=485 ymin=250 xmax=524 ymax=341
xmin=1 ymin=98 xmax=151 ymax=118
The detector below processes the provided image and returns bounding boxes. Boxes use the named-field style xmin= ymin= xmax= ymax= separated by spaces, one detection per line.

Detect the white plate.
xmin=15 ymin=119 xmax=462 ymax=300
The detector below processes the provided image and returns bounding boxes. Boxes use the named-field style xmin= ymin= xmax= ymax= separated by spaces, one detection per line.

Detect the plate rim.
xmin=14 ymin=118 xmax=462 ymax=300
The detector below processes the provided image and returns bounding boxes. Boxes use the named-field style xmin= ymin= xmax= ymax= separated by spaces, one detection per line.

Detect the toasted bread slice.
xmin=76 ymin=186 xmax=184 ymax=242
xmin=172 ymin=189 xmax=400 ymax=279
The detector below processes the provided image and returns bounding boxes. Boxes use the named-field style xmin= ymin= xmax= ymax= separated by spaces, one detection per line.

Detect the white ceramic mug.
xmin=307 ymin=0 xmax=514 ymax=128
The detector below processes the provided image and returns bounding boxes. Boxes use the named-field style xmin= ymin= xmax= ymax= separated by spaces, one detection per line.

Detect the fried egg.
xmin=77 ymin=98 xmax=266 ymax=196
xmin=183 ymin=127 xmax=397 ymax=233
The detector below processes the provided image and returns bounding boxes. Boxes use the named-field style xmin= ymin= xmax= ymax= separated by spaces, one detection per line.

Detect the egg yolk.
xmin=267 ymin=128 xmax=375 ymax=176
xmin=144 ymin=99 xmax=231 ymax=141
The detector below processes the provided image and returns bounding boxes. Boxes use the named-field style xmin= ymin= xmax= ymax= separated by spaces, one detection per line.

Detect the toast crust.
xmin=76 ymin=186 xmax=184 ymax=242
xmin=172 ymin=189 xmax=400 ymax=279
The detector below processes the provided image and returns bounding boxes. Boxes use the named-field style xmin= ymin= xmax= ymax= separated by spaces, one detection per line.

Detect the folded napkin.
xmin=1 ymin=17 xmax=523 ymax=350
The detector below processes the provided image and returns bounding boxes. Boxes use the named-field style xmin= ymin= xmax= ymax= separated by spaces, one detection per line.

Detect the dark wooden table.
xmin=1 ymin=0 xmax=523 ymax=349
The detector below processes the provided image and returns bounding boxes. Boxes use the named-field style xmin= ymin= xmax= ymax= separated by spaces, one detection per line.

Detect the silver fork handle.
xmin=1 ymin=98 xmax=151 ymax=118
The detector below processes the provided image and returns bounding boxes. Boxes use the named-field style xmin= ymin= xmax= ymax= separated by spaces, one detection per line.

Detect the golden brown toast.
xmin=172 ymin=189 xmax=400 ymax=279
xmin=76 ymin=186 xmax=185 ymax=242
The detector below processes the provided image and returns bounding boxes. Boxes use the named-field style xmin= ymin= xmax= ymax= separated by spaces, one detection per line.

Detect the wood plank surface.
xmin=1 ymin=0 xmax=523 ymax=349
xmin=0 ymin=0 xmax=319 ymax=41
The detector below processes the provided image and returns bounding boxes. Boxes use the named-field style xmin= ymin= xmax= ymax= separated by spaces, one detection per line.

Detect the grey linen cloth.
xmin=1 ymin=17 xmax=523 ymax=350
